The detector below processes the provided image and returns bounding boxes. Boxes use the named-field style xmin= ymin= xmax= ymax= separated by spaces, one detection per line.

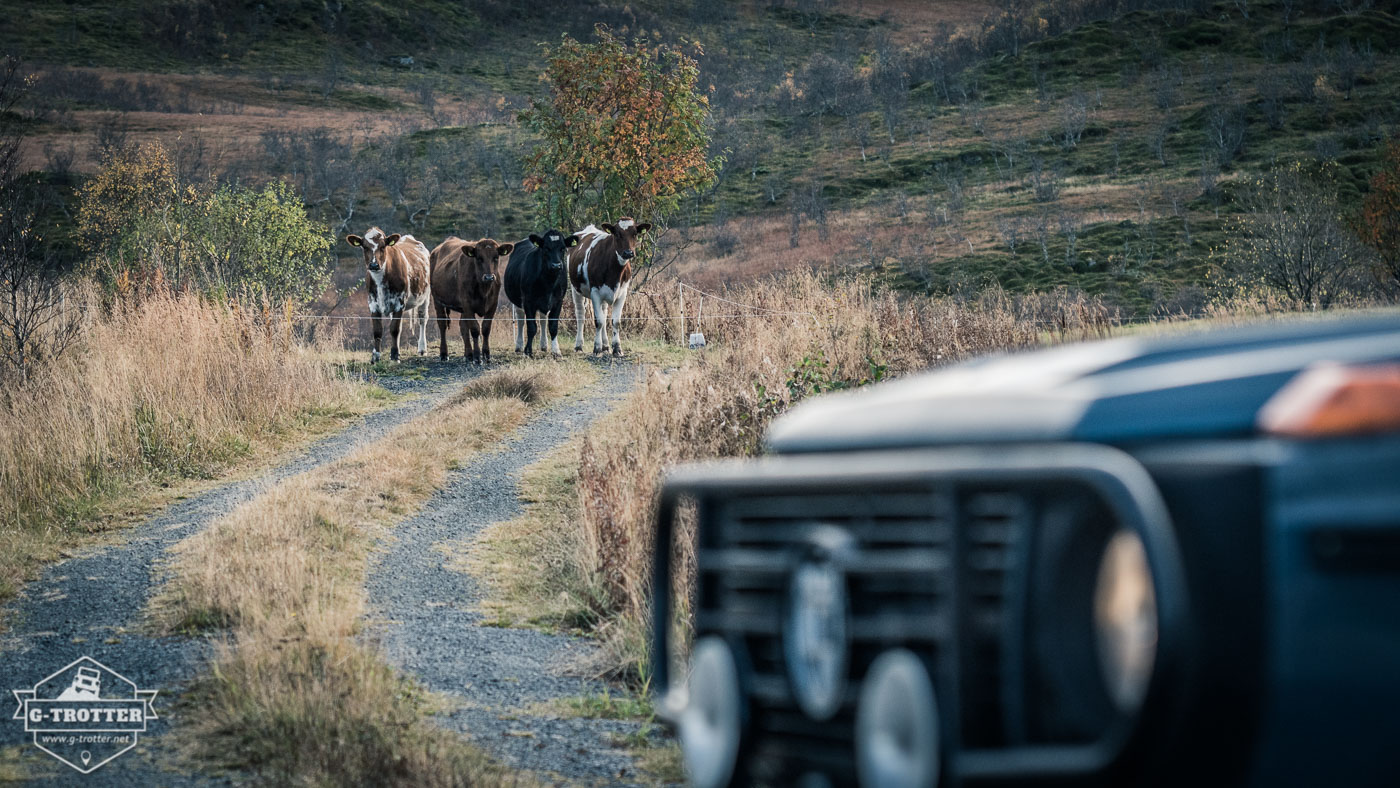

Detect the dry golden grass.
xmin=0 ymin=289 xmax=369 ymax=607
xmin=478 ymin=271 xmax=1122 ymax=681
xmin=151 ymin=358 xmax=595 ymax=784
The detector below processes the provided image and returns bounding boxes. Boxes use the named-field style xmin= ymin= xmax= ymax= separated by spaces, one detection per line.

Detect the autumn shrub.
xmin=520 ymin=25 xmax=720 ymax=269
xmin=1358 ymin=139 xmax=1400 ymax=298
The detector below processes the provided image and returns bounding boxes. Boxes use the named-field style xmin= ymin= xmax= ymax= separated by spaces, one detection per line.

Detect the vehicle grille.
xmin=696 ymin=483 xmax=1033 ymax=782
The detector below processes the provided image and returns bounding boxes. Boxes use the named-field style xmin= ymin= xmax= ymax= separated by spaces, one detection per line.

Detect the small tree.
xmin=1357 ymin=139 xmax=1400 ymax=297
xmin=0 ymin=57 xmax=83 ymax=384
xmin=1226 ymin=161 xmax=1371 ymax=308
xmin=520 ymin=25 xmax=720 ymax=269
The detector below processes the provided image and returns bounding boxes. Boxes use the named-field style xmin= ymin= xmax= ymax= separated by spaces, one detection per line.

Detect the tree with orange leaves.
xmin=1358 ymin=139 xmax=1400 ymax=297
xmin=520 ymin=25 xmax=720 ymax=267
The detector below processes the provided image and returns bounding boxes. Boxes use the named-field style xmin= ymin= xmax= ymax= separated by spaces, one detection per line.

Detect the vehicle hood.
xmin=766 ymin=313 xmax=1400 ymax=453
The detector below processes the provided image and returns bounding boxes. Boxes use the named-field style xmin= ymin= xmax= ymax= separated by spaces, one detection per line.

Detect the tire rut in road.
xmin=0 ymin=360 xmax=484 ymax=786
xmin=364 ymin=360 xmax=650 ymax=786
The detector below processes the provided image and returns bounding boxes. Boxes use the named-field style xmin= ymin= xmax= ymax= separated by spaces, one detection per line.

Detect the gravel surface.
xmin=365 ymin=359 xmax=652 ymax=787
xmin=0 ymin=358 xmax=485 ymax=786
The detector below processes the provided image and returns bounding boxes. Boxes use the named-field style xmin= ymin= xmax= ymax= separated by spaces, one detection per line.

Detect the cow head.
xmin=599 ymin=217 xmax=652 ymax=262
xmin=346 ymin=228 xmax=400 ymax=273
xmin=527 ymin=229 xmax=580 ymax=272
xmin=464 ymin=239 xmax=514 ymax=284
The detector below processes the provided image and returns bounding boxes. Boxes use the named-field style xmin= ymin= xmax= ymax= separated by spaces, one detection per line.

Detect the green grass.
xmin=556 ymin=691 xmax=654 ymax=722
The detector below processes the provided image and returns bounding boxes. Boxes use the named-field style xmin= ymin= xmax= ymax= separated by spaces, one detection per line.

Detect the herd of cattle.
xmin=344 ymin=218 xmax=651 ymax=363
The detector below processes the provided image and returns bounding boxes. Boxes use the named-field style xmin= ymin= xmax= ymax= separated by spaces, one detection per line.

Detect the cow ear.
xmin=461 ymin=242 xmax=476 ymax=256
xmin=529 ymin=234 xmax=543 ymax=246
xmin=385 ymin=234 xmax=401 ymax=246
xmin=601 ymin=223 xmax=616 ymax=235
xmin=566 ymin=234 xmax=580 ymax=247
xmin=346 ymin=235 xmax=362 ymax=247
xmin=635 ymin=222 xmax=652 ymax=233
xmin=496 ymin=243 xmax=514 ymax=257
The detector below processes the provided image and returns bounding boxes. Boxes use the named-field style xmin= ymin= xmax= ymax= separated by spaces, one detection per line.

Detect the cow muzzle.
xmin=368 ymin=262 xmax=381 ymax=272
xmin=620 ymin=250 xmax=636 ymax=260
xmin=482 ymin=274 xmax=496 ymax=283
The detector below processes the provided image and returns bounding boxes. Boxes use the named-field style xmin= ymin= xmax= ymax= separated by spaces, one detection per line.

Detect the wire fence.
xmin=280 ymin=278 xmax=1160 ymax=328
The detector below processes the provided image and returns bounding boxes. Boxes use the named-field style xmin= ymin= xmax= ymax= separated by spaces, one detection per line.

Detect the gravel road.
xmin=364 ymin=359 xmax=653 ymax=786
xmin=0 ymin=359 xmax=482 ymax=786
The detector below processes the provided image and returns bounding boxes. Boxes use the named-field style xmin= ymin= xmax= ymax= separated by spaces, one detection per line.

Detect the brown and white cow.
xmin=345 ymin=227 xmax=431 ymax=363
xmin=567 ymin=217 xmax=651 ymax=356
xmin=429 ymin=237 xmax=514 ymax=364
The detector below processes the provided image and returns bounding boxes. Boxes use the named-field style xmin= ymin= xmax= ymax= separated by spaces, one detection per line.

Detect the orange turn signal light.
xmin=1258 ymin=363 xmax=1400 ymax=438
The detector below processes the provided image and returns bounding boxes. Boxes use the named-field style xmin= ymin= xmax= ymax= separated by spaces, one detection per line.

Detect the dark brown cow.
xmin=567 ymin=217 xmax=651 ymax=355
xmin=429 ymin=237 xmax=514 ymax=364
xmin=345 ymin=227 xmax=431 ymax=363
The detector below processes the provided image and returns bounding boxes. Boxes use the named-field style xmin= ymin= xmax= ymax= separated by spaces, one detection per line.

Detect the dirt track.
xmin=365 ymin=360 xmax=651 ymax=785
xmin=0 ymin=355 xmax=659 ymax=785
xmin=0 ymin=362 xmax=465 ymax=782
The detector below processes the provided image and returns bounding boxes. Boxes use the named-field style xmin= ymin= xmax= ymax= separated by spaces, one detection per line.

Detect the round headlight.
xmin=856 ymin=649 xmax=941 ymax=788
xmin=679 ymin=636 xmax=744 ymax=788
xmin=1094 ymin=530 xmax=1158 ymax=713
xmin=785 ymin=557 xmax=849 ymax=720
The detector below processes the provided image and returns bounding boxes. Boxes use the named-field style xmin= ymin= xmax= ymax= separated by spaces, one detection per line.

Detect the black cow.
xmin=503 ymin=229 xmax=580 ymax=357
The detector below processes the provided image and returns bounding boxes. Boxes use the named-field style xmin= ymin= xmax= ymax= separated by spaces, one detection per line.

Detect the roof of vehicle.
xmin=766 ymin=312 xmax=1400 ymax=453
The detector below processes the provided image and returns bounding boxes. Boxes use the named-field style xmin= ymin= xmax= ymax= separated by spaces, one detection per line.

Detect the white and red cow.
xmin=345 ymin=227 xmax=431 ymax=363
xmin=567 ymin=217 xmax=651 ymax=356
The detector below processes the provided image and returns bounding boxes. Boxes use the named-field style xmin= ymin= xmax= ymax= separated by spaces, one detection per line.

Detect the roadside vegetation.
xmin=150 ymin=361 xmax=594 ymax=784
xmin=0 ymin=61 xmax=374 ymax=609
xmin=478 ymin=270 xmax=1129 ymax=681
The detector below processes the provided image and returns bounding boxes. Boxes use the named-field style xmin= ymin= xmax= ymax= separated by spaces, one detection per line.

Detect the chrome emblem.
xmin=784 ymin=557 xmax=849 ymax=720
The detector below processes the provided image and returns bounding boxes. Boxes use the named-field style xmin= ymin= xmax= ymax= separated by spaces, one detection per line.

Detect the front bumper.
xmin=651 ymin=444 xmax=1194 ymax=786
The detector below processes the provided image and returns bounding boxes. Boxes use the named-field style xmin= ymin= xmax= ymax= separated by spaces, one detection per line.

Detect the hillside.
xmin=7 ymin=0 xmax=1400 ymax=316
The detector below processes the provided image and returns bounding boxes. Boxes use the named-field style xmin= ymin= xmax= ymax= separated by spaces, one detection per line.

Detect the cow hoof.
xmin=612 ymin=346 xmax=621 ymax=357
xmin=371 ymin=351 xmax=380 ymax=364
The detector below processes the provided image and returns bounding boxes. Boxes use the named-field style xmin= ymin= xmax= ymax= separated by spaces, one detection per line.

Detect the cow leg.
xmin=481 ymin=311 xmax=494 ymax=364
xmin=389 ymin=310 xmax=403 ymax=362
xmin=458 ymin=315 xmax=471 ymax=362
xmin=547 ymin=301 xmax=563 ymax=356
xmin=513 ymin=305 xmax=526 ymax=353
xmin=590 ymin=289 xmax=608 ymax=355
xmin=523 ymin=306 xmax=538 ymax=357
xmin=468 ymin=316 xmax=482 ymax=363
xmin=610 ymin=283 xmax=630 ymax=356
xmin=571 ymin=285 xmax=586 ymax=352
xmin=435 ymin=302 xmax=450 ymax=360
xmin=417 ymin=301 xmax=429 ymax=356
xmin=371 ymin=312 xmax=383 ymax=364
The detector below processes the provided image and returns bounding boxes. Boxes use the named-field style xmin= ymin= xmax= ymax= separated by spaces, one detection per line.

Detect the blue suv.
xmin=651 ymin=314 xmax=1400 ymax=788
